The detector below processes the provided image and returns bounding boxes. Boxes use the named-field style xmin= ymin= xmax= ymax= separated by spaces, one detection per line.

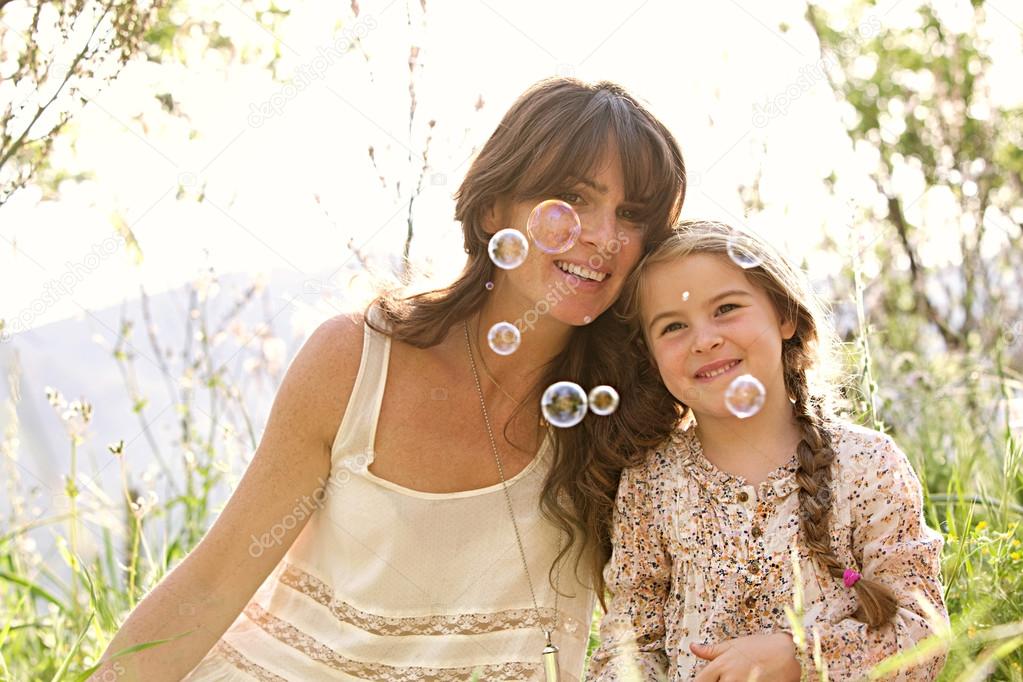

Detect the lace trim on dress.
xmin=278 ymin=562 xmax=562 ymax=635
xmin=243 ymin=602 xmax=540 ymax=681
xmin=214 ymin=639 xmax=287 ymax=682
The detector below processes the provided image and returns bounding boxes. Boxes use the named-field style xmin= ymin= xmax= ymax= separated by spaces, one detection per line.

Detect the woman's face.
xmin=639 ymin=253 xmax=795 ymax=420
xmin=484 ymin=142 xmax=648 ymax=328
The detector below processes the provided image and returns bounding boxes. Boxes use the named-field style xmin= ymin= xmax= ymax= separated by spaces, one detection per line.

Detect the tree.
xmin=807 ymin=0 xmax=1023 ymax=355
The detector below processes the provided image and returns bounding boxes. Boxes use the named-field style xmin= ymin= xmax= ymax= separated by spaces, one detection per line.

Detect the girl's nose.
xmin=691 ymin=328 xmax=723 ymax=354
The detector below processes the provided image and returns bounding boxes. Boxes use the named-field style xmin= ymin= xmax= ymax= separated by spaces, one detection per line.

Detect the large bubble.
xmin=488 ymin=229 xmax=529 ymax=270
xmin=724 ymin=374 xmax=766 ymax=419
xmin=541 ymin=381 xmax=588 ymax=428
xmin=487 ymin=322 xmax=521 ymax=356
xmin=526 ymin=200 xmax=581 ymax=255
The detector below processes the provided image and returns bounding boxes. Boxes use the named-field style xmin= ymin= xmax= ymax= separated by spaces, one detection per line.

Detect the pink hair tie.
xmin=843 ymin=568 xmax=862 ymax=588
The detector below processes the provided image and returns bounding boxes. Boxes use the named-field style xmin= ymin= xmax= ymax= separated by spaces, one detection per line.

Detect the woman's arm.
xmin=796 ymin=433 xmax=949 ymax=681
xmin=586 ymin=459 xmax=672 ymax=681
xmin=90 ymin=314 xmax=365 ymax=681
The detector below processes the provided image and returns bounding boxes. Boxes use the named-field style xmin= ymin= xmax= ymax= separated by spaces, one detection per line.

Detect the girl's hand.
xmin=691 ymin=633 xmax=802 ymax=682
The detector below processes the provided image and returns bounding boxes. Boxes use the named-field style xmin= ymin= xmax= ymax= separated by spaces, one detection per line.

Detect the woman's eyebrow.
xmin=566 ymin=176 xmax=608 ymax=194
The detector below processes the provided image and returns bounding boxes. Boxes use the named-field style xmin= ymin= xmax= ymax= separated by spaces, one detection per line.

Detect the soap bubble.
xmin=485 ymin=281 xmax=494 ymax=290
xmin=488 ymin=229 xmax=529 ymax=269
xmin=588 ymin=385 xmax=620 ymax=416
xmin=726 ymin=233 xmax=762 ymax=269
xmin=682 ymin=291 xmax=690 ymax=301
xmin=487 ymin=322 xmax=520 ymax=356
xmin=541 ymin=381 xmax=587 ymax=428
xmin=724 ymin=374 xmax=766 ymax=419
xmin=526 ymin=200 xmax=581 ymax=254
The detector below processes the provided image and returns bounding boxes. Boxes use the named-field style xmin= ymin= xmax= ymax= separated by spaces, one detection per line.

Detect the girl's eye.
xmin=661 ymin=321 xmax=685 ymax=335
xmin=717 ymin=303 xmax=739 ymax=315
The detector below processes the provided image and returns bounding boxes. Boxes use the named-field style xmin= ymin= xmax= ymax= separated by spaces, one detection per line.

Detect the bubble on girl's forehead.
xmin=682 ymin=291 xmax=690 ymax=301
xmin=583 ymin=316 xmax=592 ymax=324
xmin=541 ymin=381 xmax=587 ymax=428
xmin=726 ymin=233 xmax=762 ymax=269
xmin=526 ymin=199 xmax=581 ymax=255
xmin=588 ymin=385 xmax=619 ymax=416
xmin=724 ymin=374 xmax=766 ymax=419
xmin=485 ymin=281 xmax=494 ymax=290
xmin=488 ymin=229 xmax=529 ymax=270
xmin=487 ymin=321 xmax=521 ymax=356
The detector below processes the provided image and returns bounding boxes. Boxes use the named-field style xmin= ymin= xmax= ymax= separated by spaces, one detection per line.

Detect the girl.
xmin=92 ymin=78 xmax=686 ymax=681
xmin=587 ymin=221 xmax=948 ymax=681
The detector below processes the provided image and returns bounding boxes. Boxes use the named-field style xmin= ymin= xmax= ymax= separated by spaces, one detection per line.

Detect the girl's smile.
xmin=640 ymin=252 xmax=795 ymax=418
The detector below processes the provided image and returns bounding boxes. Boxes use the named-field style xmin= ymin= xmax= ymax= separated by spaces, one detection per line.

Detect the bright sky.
xmin=2 ymin=0 xmax=1022 ymax=340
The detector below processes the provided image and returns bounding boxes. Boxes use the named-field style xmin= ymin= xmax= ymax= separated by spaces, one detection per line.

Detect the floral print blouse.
xmin=587 ymin=420 xmax=948 ymax=681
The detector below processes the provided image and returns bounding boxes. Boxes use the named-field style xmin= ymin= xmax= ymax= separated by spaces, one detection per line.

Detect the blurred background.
xmin=2 ymin=0 xmax=1022 ymax=678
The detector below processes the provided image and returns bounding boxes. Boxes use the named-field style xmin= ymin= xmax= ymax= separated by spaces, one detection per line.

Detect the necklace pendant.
xmin=542 ymin=642 xmax=559 ymax=682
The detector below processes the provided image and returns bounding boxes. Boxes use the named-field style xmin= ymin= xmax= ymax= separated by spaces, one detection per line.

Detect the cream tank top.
xmin=184 ymin=309 xmax=597 ymax=681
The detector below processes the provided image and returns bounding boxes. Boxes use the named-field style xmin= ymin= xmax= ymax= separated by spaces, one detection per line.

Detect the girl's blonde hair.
xmin=616 ymin=219 xmax=898 ymax=628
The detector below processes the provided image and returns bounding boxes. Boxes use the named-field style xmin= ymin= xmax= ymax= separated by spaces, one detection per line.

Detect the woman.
xmin=93 ymin=77 xmax=686 ymax=681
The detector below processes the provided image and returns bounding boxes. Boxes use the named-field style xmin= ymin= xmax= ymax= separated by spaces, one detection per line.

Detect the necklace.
xmin=472 ymin=318 xmax=521 ymax=406
xmin=470 ymin=317 xmax=551 ymax=429
xmin=464 ymin=320 xmax=560 ymax=682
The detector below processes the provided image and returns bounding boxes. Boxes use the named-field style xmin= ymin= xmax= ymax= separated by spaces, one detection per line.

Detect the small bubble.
xmin=682 ymin=291 xmax=690 ymax=301
xmin=488 ymin=229 xmax=529 ymax=269
xmin=485 ymin=281 xmax=494 ymax=290
xmin=541 ymin=381 xmax=587 ymax=428
xmin=724 ymin=374 xmax=766 ymax=418
xmin=726 ymin=233 xmax=762 ymax=269
xmin=583 ymin=316 xmax=592 ymax=324
xmin=526 ymin=199 xmax=581 ymax=255
xmin=487 ymin=321 xmax=521 ymax=355
xmin=588 ymin=385 xmax=620 ymax=416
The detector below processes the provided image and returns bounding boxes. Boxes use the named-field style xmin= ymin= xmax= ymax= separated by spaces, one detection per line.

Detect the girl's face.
xmin=640 ymin=253 xmax=796 ymax=420
xmin=484 ymin=142 xmax=647 ymax=326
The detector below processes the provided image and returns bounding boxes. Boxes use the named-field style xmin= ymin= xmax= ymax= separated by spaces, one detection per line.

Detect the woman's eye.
xmin=557 ymin=192 xmax=582 ymax=204
xmin=619 ymin=208 xmax=642 ymax=222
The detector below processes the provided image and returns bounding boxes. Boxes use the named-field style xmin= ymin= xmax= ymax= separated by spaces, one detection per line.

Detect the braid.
xmin=785 ymin=340 xmax=898 ymax=628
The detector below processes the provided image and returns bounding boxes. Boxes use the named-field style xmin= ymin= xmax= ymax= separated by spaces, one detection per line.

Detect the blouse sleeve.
xmin=586 ymin=460 xmax=671 ymax=681
xmin=798 ymin=433 xmax=949 ymax=681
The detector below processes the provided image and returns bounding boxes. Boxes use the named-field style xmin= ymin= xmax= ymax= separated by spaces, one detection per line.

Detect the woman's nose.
xmin=579 ymin=206 xmax=617 ymax=249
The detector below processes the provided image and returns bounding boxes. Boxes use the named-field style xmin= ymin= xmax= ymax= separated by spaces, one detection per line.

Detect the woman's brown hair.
xmin=615 ymin=219 xmax=899 ymax=627
xmin=365 ymin=77 xmax=687 ymax=600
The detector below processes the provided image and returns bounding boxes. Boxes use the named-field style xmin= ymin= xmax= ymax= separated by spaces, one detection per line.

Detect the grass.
xmin=1 ymin=266 xmax=1022 ymax=681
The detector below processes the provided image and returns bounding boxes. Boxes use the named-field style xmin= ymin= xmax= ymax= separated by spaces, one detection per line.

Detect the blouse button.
xmin=745 ymin=596 xmax=757 ymax=608
xmin=749 ymin=560 xmax=761 ymax=574
xmin=737 ymin=491 xmax=750 ymax=503
xmin=751 ymin=526 xmax=763 ymax=538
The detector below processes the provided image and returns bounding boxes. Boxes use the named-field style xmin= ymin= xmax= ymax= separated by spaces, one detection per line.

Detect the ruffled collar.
xmin=669 ymin=426 xmax=801 ymax=501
